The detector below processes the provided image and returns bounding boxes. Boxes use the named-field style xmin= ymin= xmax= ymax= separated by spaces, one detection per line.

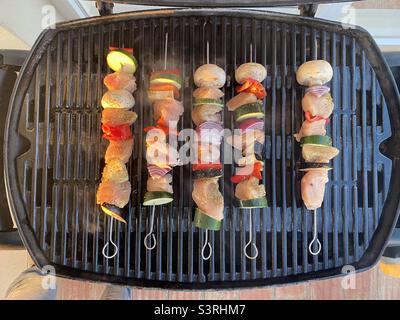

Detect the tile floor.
xmin=1 ymin=249 xmax=399 ymax=300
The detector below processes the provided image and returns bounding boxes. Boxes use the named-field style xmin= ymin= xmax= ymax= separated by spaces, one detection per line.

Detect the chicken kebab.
xmin=143 ymin=69 xmax=183 ymax=206
xmin=295 ymin=60 xmax=339 ymax=211
xmin=226 ymin=62 xmax=268 ymax=209
xmin=191 ymin=63 xmax=226 ymax=232
xmin=96 ymin=48 xmax=138 ymax=224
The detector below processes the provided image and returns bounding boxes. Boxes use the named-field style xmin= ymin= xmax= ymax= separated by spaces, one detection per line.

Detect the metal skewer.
xmin=144 ymin=32 xmax=171 ymax=252
xmin=164 ymin=32 xmax=168 ymax=70
xmin=201 ymin=229 xmax=212 ymax=260
xmin=309 ymin=209 xmax=321 ymax=255
xmin=144 ymin=205 xmax=157 ymax=250
xmin=102 ymin=217 xmax=118 ymax=259
xmin=200 ymin=41 xmax=213 ymax=261
xmin=244 ymin=209 xmax=258 ymax=260
xmin=243 ymin=43 xmax=259 ymax=260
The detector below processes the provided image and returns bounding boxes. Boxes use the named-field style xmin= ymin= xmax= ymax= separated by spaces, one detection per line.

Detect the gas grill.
xmin=4 ymin=2 xmax=400 ymax=289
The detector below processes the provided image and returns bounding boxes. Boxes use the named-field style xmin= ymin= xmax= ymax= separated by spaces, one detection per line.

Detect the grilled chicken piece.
xmin=294 ymin=119 xmax=326 ymax=142
xmin=191 ymin=104 xmax=222 ymax=126
xmin=104 ymin=71 xmax=137 ymax=93
xmin=235 ymin=176 xmax=266 ymax=200
xmin=102 ymin=159 xmax=128 ymax=183
xmin=302 ymin=92 xmax=334 ymax=119
xmin=96 ymin=180 xmax=131 ymax=208
xmin=197 ymin=143 xmax=221 ymax=164
xmin=192 ymin=177 xmax=224 ymax=220
xmin=145 ymin=128 xmax=167 ymax=145
xmin=105 ymin=138 xmax=134 ymax=164
xmin=147 ymin=174 xmax=173 ymax=194
xmin=226 ymin=129 xmax=265 ymax=155
xmin=153 ymin=98 xmax=184 ymax=123
xmin=193 ymin=87 xmax=224 ymax=100
xmin=301 ymin=168 xmax=329 ymax=210
xmin=302 ymin=144 xmax=339 ymax=164
xmin=237 ymin=154 xmax=263 ymax=167
xmin=146 ymin=142 xmax=180 ymax=167
xmin=226 ymin=92 xmax=258 ymax=111
xmin=102 ymin=109 xmax=137 ymax=126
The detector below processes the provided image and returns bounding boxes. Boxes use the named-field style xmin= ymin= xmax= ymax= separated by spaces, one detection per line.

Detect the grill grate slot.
xmin=6 ymin=10 xmax=398 ymax=288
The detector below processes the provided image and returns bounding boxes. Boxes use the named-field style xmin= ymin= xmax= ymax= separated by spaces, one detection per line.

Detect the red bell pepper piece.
xmin=231 ymin=162 xmax=263 ymax=184
xmin=109 ymin=47 xmax=134 ymax=54
xmin=192 ymin=163 xmax=223 ymax=171
xmin=236 ymin=78 xmax=267 ymax=99
xmin=304 ymin=111 xmax=330 ymax=125
xmin=102 ymin=124 xmax=132 ymax=141
xmin=144 ymin=119 xmax=179 ymax=136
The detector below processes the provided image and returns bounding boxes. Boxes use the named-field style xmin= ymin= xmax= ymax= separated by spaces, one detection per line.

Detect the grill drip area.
xmin=5 ymin=9 xmax=399 ymax=288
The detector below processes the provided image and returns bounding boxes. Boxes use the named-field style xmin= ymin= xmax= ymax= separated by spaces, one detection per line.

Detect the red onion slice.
xmin=305 ymin=85 xmax=330 ymax=98
xmin=196 ymin=121 xmax=223 ymax=145
xmin=197 ymin=121 xmax=223 ymax=132
xmin=147 ymin=165 xmax=172 ymax=178
xmin=238 ymin=118 xmax=264 ymax=133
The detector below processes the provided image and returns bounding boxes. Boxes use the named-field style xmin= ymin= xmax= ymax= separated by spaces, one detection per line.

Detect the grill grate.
xmin=5 ymin=9 xmax=399 ymax=288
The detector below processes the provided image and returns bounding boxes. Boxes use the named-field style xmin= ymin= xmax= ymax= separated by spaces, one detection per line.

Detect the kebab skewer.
xmin=226 ymin=46 xmax=268 ymax=260
xmin=96 ymin=48 xmax=138 ymax=259
xmin=295 ymin=60 xmax=339 ymax=255
xmin=191 ymin=42 xmax=226 ymax=260
xmin=142 ymin=33 xmax=184 ymax=251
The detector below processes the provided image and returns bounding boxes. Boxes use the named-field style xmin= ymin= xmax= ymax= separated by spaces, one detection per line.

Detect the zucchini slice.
xmin=143 ymin=191 xmax=173 ymax=206
xmin=236 ymin=196 xmax=268 ymax=209
xmin=234 ymin=102 xmax=264 ymax=122
xmin=150 ymin=73 xmax=182 ymax=90
xmin=101 ymin=204 xmax=127 ymax=223
xmin=107 ymin=50 xmax=138 ymax=74
xmin=299 ymin=167 xmax=332 ymax=172
xmin=299 ymin=161 xmax=332 ymax=171
xmin=193 ymin=168 xmax=223 ymax=179
xmin=302 ymin=144 xmax=339 ymax=164
xmin=300 ymin=135 xmax=332 ymax=147
xmin=193 ymin=208 xmax=222 ymax=231
xmin=193 ymin=98 xmax=224 ymax=108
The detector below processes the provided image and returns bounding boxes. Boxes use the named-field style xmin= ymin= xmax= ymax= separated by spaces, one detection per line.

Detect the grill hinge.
xmin=96 ymin=0 xmax=114 ymax=15
xmin=299 ymin=4 xmax=318 ymax=17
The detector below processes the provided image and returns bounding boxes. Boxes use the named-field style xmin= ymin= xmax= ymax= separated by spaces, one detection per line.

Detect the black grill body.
xmin=5 ymin=9 xmax=400 ymax=289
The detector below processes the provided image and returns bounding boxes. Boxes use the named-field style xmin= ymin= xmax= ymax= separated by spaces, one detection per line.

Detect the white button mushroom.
xmin=193 ymin=64 xmax=226 ymax=88
xmin=296 ymin=60 xmax=333 ymax=86
xmin=235 ymin=62 xmax=267 ymax=84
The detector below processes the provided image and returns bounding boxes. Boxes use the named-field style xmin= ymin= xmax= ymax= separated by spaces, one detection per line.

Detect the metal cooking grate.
xmin=5 ymin=9 xmax=399 ymax=288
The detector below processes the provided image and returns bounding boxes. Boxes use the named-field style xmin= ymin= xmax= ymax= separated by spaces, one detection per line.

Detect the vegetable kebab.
xmin=295 ymin=60 xmax=339 ymax=255
xmin=226 ymin=57 xmax=268 ymax=260
xmin=191 ymin=49 xmax=226 ymax=260
xmin=96 ymin=48 xmax=138 ymax=258
xmin=142 ymin=33 xmax=183 ymax=251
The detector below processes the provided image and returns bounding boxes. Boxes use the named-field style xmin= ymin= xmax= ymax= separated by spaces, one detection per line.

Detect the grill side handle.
xmin=0 ymin=50 xmax=28 ymax=250
xmin=380 ymin=52 xmax=400 ymax=274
